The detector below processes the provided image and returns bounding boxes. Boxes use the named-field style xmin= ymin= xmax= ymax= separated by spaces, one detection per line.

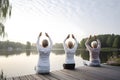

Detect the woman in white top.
xmin=63 ymin=34 xmax=78 ymax=69
xmin=36 ymin=32 xmax=53 ymax=74
xmin=85 ymin=35 xmax=101 ymax=67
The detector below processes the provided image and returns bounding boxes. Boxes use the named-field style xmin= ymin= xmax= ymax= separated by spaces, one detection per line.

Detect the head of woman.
xmin=42 ymin=39 xmax=48 ymax=47
xmin=67 ymin=41 xmax=74 ymax=49
xmin=91 ymin=41 xmax=97 ymax=48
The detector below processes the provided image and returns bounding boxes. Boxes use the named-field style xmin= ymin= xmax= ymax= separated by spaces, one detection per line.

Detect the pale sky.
xmin=4 ymin=0 xmax=120 ymax=44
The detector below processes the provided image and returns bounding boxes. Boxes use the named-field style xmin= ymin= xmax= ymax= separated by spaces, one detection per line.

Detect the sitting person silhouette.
xmin=85 ymin=35 xmax=101 ymax=67
xmin=35 ymin=32 xmax=53 ymax=74
xmin=63 ymin=34 xmax=78 ymax=69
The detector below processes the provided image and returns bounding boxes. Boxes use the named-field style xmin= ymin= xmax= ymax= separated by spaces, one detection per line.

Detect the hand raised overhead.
xmin=72 ymin=34 xmax=75 ymax=39
xmin=89 ymin=35 xmax=92 ymax=40
xmin=39 ymin=32 xmax=42 ymax=37
xmin=94 ymin=35 xmax=97 ymax=40
xmin=66 ymin=34 xmax=70 ymax=39
xmin=45 ymin=32 xmax=49 ymax=37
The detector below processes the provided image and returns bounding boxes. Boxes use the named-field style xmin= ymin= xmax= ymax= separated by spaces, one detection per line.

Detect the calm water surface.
xmin=0 ymin=50 xmax=84 ymax=78
xmin=0 ymin=49 xmax=119 ymax=78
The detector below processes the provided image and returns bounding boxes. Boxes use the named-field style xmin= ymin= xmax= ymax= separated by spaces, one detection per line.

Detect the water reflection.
xmin=0 ymin=49 xmax=120 ymax=77
xmin=0 ymin=50 xmax=38 ymax=57
xmin=0 ymin=50 xmax=83 ymax=77
xmin=80 ymin=50 xmax=120 ymax=63
xmin=0 ymin=49 xmax=120 ymax=64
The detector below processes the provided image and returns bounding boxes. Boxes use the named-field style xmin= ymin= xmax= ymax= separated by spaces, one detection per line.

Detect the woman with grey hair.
xmin=63 ymin=34 xmax=78 ymax=69
xmin=36 ymin=32 xmax=53 ymax=74
xmin=85 ymin=35 xmax=101 ymax=67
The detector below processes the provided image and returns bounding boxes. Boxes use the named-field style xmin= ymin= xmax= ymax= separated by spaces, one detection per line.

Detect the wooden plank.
xmin=62 ymin=69 xmax=103 ymax=80
xmin=37 ymin=74 xmax=50 ymax=80
xmin=19 ymin=75 xmax=28 ymax=80
xmin=13 ymin=77 xmax=21 ymax=80
xmin=61 ymin=69 xmax=94 ymax=80
xmin=48 ymin=72 xmax=68 ymax=80
xmin=25 ymin=75 xmax=38 ymax=80
xmin=43 ymin=74 xmax=59 ymax=80
xmin=80 ymin=66 xmax=120 ymax=78
xmin=77 ymin=66 xmax=119 ymax=80
xmin=31 ymin=74 xmax=43 ymax=80
xmin=6 ymin=77 xmax=13 ymax=80
xmin=101 ymin=64 xmax=120 ymax=71
xmin=7 ymin=65 xmax=120 ymax=80
xmin=52 ymin=70 xmax=79 ymax=80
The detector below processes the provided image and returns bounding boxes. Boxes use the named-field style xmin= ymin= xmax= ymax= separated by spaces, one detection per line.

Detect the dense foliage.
xmin=0 ymin=0 xmax=12 ymax=37
xmin=80 ymin=34 xmax=120 ymax=48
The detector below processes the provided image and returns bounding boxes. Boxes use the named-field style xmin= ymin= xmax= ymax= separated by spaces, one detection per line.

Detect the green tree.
xmin=112 ymin=36 xmax=120 ymax=48
xmin=26 ymin=41 xmax=31 ymax=49
xmin=0 ymin=0 xmax=12 ymax=37
xmin=80 ymin=39 xmax=86 ymax=48
xmin=106 ymin=35 xmax=114 ymax=47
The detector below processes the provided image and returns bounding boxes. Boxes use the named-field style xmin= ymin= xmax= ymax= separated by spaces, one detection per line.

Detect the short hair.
xmin=91 ymin=41 xmax=97 ymax=48
xmin=67 ymin=41 xmax=74 ymax=49
xmin=42 ymin=39 xmax=48 ymax=47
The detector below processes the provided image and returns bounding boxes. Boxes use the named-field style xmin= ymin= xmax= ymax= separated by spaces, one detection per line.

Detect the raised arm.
xmin=97 ymin=39 xmax=101 ymax=49
xmin=45 ymin=33 xmax=53 ymax=48
xmin=63 ymin=34 xmax=70 ymax=50
xmin=94 ymin=35 xmax=101 ymax=49
xmin=36 ymin=32 xmax=42 ymax=50
xmin=72 ymin=34 xmax=78 ymax=50
xmin=85 ymin=35 xmax=92 ymax=51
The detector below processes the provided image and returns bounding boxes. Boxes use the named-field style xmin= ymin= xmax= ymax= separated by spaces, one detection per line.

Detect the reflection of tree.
xmin=80 ymin=50 xmax=89 ymax=60
xmin=26 ymin=49 xmax=38 ymax=56
xmin=52 ymin=49 xmax=82 ymax=56
xmin=52 ymin=50 xmax=65 ymax=55
xmin=26 ymin=50 xmax=31 ymax=56
xmin=100 ymin=51 xmax=112 ymax=63
xmin=25 ymin=49 xmax=38 ymax=56
xmin=0 ymin=49 xmax=38 ymax=57
xmin=75 ymin=49 xmax=81 ymax=56
xmin=26 ymin=41 xmax=31 ymax=49
xmin=0 ymin=50 xmax=23 ymax=57
xmin=0 ymin=0 xmax=12 ymax=37
xmin=80 ymin=50 xmax=114 ymax=63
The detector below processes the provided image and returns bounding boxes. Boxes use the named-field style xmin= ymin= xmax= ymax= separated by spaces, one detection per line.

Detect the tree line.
xmin=80 ymin=34 xmax=120 ymax=48
xmin=0 ymin=40 xmax=33 ymax=50
xmin=0 ymin=34 xmax=120 ymax=50
xmin=53 ymin=34 xmax=120 ymax=49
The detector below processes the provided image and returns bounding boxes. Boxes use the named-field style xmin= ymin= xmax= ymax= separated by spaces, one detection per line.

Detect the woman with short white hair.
xmin=85 ymin=35 xmax=101 ymax=67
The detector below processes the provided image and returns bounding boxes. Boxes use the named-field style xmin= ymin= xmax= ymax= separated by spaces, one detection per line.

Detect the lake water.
xmin=0 ymin=50 xmax=84 ymax=78
xmin=0 ymin=49 xmax=120 ymax=78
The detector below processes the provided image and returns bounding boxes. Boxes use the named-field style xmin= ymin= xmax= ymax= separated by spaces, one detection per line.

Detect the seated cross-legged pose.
xmin=35 ymin=32 xmax=53 ymax=74
xmin=85 ymin=35 xmax=101 ymax=67
xmin=63 ymin=34 xmax=78 ymax=69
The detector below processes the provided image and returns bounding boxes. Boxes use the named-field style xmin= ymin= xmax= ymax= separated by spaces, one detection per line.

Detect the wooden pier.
xmin=7 ymin=65 xmax=120 ymax=80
